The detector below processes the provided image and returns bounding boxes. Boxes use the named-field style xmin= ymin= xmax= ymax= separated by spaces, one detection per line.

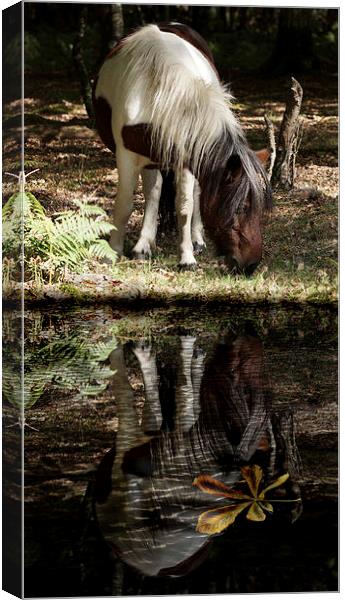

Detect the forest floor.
xmin=3 ymin=70 xmax=338 ymax=306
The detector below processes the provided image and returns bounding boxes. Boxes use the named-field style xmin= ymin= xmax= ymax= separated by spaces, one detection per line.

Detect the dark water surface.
xmin=3 ymin=306 xmax=338 ymax=596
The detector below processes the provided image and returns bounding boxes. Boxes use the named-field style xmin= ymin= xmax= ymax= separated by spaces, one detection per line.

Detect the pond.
xmin=2 ymin=305 xmax=338 ymax=596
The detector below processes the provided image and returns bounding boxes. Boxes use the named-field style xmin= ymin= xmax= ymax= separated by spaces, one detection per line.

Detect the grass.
xmin=11 ymin=246 xmax=336 ymax=306
xmin=112 ymin=258 xmax=336 ymax=305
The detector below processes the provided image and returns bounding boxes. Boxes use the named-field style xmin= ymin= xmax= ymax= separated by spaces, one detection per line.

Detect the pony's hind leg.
xmin=175 ymin=169 xmax=197 ymax=269
xmin=132 ymin=169 xmax=162 ymax=259
xmin=110 ymin=150 xmax=140 ymax=257
xmin=191 ymin=179 xmax=206 ymax=255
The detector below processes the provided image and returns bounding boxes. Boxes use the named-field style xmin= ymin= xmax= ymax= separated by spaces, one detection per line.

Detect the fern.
xmin=2 ymin=191 xmax=46 ymax=221
xmin=72 ymin=198 xmax=107 ymax=216
xmin=2 ymin=192 xmax=118 ymax=283
xmin=89 ymin=239 xmax=119 ymax=262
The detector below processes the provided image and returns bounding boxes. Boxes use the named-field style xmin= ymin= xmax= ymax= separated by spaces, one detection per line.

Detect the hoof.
xmin=132 ymin=250 xmax=152 ymax=261
xmin=193 ymin=346 xmax=206 ymax=359
xmin=99 ymin=256 xmax=114 ymax=265
xmin=133 ymin=340 xmax=151 ymax=352
xmin=178 ymin=263 xmax=197 ymax=272
xmin=193 ymin=242 xmax=206 ymax=255
xmin=99 ymin=255 xmax=119 ymax=265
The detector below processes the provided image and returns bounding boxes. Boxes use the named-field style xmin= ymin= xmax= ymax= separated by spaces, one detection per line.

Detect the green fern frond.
xmin=89 ymin=240 xmax=117 ymax=263
xmin=3 ymin=190 xmax=118 ymax=282
xmin=2 ymin=191 xmax=46 ymax=222
xmin=54 ymin=214 xmax=114 ymax=239
xmin=72 ymin=199 xmax=108 ymax=217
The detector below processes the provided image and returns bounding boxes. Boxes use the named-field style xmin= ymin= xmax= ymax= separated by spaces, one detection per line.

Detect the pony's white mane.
xmin=119 ymin=25 xmax=242 ymax=173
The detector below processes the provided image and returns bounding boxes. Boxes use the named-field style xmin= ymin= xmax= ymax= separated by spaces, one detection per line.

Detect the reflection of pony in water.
xmin=91 ymin=330 xmax=300 ymax=579
xmin=94 ymin=23 xmax=271 ymax=272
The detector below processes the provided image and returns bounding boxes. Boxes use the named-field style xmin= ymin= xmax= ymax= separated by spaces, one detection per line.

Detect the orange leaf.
xmin=193 ymin=475 xmax=251 ymax=500
xmin=259 ymin=501 xmax=273 ymax=513
xmin=246 ymin=501 xmax=266 ymax=522
xmin=196 ymin=502 xmax=252 ymax=535
xmin=259 ymin=473 xmax=290 ymax=499
xmin=241 ymin=465 xmax=263 ymax=497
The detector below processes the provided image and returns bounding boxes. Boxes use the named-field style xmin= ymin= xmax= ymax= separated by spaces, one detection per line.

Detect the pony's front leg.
xmin=175 ymin=169 xmax=197 ymax=269
xmin=132 ymin=169 xmax=162 ymax=259
xmin=132 ymin=341 xmax=162 ymax=434
xmin=109 ymin=345 xmax=143 ymax=457
xmin=192 ymin=180 xmax=206 ymax=255
xmin=110 ymin=150 xmax=140 ymax=257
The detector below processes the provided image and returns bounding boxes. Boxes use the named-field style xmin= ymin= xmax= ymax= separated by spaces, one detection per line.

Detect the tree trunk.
xmin=108 ymin=4 xmax=124 ymax=49
xmin=238 ymin=7 xmax=249 ymax=31
xmin=271 ymin=77 xmax=303 ymax=189
xmin=266 ymin=8 xmax=318 ymax=73
xmin=136 ymin=5 xmax=146 ymax=26
xmin=72 ymin=6 xmax=94 ymax=121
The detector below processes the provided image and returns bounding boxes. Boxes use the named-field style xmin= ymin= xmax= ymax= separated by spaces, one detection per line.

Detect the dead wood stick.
xmin=272 ymin=77 xmax=303 ymax=189
xmin=264 ymin=115 xmax=276 ymax=181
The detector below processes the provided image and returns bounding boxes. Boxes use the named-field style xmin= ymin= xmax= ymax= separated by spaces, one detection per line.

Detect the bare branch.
xmin=272 ymin=77 xmax=304 ymax=189
xmin=264 ymin=115 xmax=276 ymax=181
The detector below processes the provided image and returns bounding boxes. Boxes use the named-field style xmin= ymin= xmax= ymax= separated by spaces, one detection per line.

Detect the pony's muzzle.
xmin=244 ymin=261 xmax=260 ymax=276
xmin=226 ymin=257 xmax=260 ymax=277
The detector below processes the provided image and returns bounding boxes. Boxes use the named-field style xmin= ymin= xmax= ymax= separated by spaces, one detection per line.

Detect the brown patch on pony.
xmin=92 ymin=77 xmax=116 ymax=153
xmin=121 ymin=123 xmax=154 ymax=161
xmin=122 ymin=123 xmax=177 ymax=169
xmin=105 ymin=37 xmax=127 ymax=61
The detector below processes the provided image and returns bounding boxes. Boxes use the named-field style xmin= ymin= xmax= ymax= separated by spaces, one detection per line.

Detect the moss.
xmin=58 ymin=283 xmax=89 ymax=302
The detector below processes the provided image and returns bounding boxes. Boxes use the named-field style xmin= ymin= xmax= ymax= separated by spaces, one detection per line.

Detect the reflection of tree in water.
xmin=88 ymin=327 xmax=302 ymax=583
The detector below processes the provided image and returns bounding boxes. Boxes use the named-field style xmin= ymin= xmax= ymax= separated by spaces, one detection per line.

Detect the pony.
xmin=93 ymin=23 xmax=272 ymax=273
xmin=89 ymin=331 xmax=301 ymax=579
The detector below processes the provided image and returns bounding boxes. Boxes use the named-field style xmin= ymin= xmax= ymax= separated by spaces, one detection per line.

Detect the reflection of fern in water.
xmin=2 ymin=191 xmax=117 ymax=285
xmin=40 ymin=334 xmax=118 ymax=399
xmin=2 ymin=329 xmax=118 ymax=422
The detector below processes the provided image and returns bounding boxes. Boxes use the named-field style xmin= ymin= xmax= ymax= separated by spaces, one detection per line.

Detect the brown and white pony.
xmin=93 ymin=23 xmax=272 ymax=273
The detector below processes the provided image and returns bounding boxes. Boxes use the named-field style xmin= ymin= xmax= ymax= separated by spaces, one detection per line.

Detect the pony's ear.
xmin=255 ymin=148 xmax=271 ymax=166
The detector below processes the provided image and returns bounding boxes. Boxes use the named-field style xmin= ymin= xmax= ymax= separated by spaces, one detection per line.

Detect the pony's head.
xmin=201 ymin=148 xmax=272 ymax=275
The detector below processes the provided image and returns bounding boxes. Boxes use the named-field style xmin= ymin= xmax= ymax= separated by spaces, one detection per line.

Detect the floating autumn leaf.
xmin=193 ymin=465 xmax=299 ymax=535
